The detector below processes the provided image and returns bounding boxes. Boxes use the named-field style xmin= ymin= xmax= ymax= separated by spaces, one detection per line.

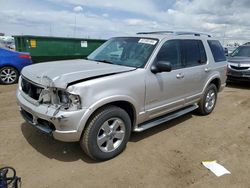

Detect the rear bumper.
xmin=17 ymin=89 xmax=86 ymax=142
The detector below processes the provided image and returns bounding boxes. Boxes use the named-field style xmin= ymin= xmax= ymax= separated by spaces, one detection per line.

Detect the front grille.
xmin=230 ymin=65 xmax=249 ymax=70
xmin=21 ymin=77 xmax=43 ymax=100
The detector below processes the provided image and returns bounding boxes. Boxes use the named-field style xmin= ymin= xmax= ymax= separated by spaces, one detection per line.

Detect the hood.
xmin=21 ymin=59 xmax=136 ymax=89
xmin=228 ymin=56 xmax=250 ymax=64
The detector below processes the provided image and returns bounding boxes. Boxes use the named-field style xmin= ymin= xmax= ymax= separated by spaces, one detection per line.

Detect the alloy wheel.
xmin=97 ymin=118 xmax=126 ymax=153
xmin=0 ymin=67 xmax=17 ymax=84
xmin=205 ymin=89 xmax=216 ymax=111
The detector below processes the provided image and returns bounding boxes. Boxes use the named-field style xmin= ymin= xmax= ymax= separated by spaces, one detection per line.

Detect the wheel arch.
xmin=210 ymin=78 xmax=221 ymax=91
xmin=202 ymin=75 xmax=221 ymax=94
xmin=0 ymin=65 xmax=20 ymax=73
xmin=78 ymin=97 xmax=137 ymax=137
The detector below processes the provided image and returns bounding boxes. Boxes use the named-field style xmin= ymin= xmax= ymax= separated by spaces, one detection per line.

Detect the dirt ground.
xmin=0 ymin=82 xmax=250 ymax=188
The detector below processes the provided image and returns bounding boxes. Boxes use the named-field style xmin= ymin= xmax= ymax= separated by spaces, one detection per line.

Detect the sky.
xmin=1 ymin=0 xmax=250 ymax=45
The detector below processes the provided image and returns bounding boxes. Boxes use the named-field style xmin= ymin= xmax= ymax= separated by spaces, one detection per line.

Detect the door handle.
xmin=205 ymin=68 xmax=211 ymax=72
xmin=176 ymin=73 xmax=184 ymax=79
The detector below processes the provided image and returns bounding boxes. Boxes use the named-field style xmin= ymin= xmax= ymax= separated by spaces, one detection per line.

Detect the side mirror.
xmin=151 ymin=61 xmax=172 ymax=74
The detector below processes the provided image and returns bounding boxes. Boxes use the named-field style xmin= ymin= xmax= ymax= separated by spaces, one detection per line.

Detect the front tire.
xmin=80 ymin=106 xmax=131 ymax=161
xmin=197 ymin=84 xmax=217 ymax=115
xmin=0 ymin=66 xmax=19 ymax=85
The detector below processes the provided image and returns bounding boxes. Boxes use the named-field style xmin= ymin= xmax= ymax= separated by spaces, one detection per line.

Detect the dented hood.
xmin=21 ymin=59 xmax=136 ymax=88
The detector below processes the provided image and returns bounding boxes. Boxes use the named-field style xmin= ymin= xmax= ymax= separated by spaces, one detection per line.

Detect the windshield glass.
xmin=88 ymin=37 xmax=158 ymax=68
xmin=231 ymin=46 xmax=250 ymax=57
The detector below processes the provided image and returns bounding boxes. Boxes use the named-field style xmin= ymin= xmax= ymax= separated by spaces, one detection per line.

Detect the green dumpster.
xmin=13 ymin=35 xmax=106 ymax=63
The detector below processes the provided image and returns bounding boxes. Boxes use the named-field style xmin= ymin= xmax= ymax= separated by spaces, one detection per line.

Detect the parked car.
xmin=17 ymin=31 xmax=227 ymax=161
xmin=227 ymin=44 xmax=250 ymax=82
xmin=0 ymin=48 xmax=32 ymax=84
xmin=0 ymin=36 xmax=15 ymax=50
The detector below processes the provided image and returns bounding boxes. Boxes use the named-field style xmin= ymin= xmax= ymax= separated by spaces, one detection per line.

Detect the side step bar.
xmin=133 ymin=104 xmax=198 ymax=132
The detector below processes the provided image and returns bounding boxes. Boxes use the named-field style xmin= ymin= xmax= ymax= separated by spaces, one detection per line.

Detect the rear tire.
xmin=0 ymin=66 xmax=19 ymax=85
xmin=197 ymin=84 xmax=217 ymax=115
xmin=80 ymin=106 xmax=131 ymax=161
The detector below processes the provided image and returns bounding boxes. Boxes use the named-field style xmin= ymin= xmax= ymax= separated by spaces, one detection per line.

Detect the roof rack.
xmin=137 ymin=31 xmax=174 ymax=35
xmin=137 ymin=31 xmax=211 ymax=37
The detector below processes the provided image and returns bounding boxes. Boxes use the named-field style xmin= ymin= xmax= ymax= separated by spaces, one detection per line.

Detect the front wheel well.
xmin=109 ymin=101 xmax=136 ymax=127
xmin=85 ymin=101 xmax=136 ymax=132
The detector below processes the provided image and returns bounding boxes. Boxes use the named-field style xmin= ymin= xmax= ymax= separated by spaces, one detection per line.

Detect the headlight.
xmin=58 ymin=90 xmax=81 ymax=110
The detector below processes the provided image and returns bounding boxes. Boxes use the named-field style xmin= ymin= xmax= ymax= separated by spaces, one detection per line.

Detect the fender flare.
xmin=202 ymin=74 xmax=221 ymax=94
xmin=77 ymin=95 xmax=138 ymax=134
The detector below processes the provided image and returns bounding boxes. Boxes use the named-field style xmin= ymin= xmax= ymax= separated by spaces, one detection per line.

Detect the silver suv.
xmin=17 ymin=31 xmax=227 ymax=160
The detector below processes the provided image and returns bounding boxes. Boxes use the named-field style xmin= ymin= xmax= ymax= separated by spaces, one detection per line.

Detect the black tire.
xmin=197 ymin=84 xmax=217 ymax=115
xmin=0 ymin=66 xmax=19 ymax=85
xmin=80 ymin=106 xmax=131 ymax=161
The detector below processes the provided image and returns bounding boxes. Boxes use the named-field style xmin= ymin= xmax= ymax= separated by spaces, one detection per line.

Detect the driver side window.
xmin=156 ymin=40 xmax=182 ymax=69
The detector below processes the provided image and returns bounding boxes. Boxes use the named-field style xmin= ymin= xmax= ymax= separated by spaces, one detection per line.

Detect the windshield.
xmin=88 ymin=37 xmax=158 ymax=68
xmin=231 ymin=46 xmax=250 ymax=57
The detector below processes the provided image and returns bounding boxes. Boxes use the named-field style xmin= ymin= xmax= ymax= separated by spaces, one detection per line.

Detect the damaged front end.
xmin=17 ymin=75 xmax=84 ymax=141
xmin=20 ymin=76 xmax=82 ymax=115
xmin=53 ymin=90 xmax=81 ymax=115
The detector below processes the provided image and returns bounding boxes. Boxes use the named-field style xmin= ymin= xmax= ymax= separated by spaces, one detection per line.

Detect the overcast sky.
xmin=1 ymin=0 xmax=250 ymax=44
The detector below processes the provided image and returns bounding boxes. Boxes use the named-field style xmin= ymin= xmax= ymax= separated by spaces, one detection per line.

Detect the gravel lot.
xmin=0 ymin=83 xmax=250 ymax=188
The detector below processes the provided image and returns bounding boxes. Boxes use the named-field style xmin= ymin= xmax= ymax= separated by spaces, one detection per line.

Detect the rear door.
xmin=180 ymin=39 xmax=208 ymax=105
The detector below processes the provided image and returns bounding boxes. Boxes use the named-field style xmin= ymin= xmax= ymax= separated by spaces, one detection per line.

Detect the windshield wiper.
xmin=95 ymin=59 xmax=114 ymax=64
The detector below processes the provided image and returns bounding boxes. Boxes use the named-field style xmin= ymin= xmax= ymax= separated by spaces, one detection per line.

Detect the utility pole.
xmin=222 ymin=24 xmax=227 ymax=46
xmin=74 ymin=14 xmax=76 ymax=37
xmin=73 ymin=6 xmax=83 ymax=38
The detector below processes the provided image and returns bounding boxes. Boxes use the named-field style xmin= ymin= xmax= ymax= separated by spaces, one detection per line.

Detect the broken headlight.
xmin=57 ymin=90 xmax=81 ymax=110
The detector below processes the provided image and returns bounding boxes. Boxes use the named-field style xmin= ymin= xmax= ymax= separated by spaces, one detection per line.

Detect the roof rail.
xmin=137 ymin=31 xmax=174 ymax=35
xmin=175 ymin=31 xmax=211 ymax=37
xmin=137 ymin=31 xmax=211 ymax=37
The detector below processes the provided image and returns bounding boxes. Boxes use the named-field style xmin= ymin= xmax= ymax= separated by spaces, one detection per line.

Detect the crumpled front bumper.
xmin=17 ymin=89 xmax=86 ymax=142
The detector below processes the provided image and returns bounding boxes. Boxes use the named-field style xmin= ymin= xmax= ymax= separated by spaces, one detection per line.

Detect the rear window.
xmin=156 ymin=39 xmax=207 ymax=69
xmin=182 ymin=40 xmax=207 ymax=67
xmin=207 ymin=40 xmax=226 ymax=62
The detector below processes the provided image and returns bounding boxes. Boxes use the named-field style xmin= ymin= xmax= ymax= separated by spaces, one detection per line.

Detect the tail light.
xmin=19 ymin=54 xmax=31 ymax=59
